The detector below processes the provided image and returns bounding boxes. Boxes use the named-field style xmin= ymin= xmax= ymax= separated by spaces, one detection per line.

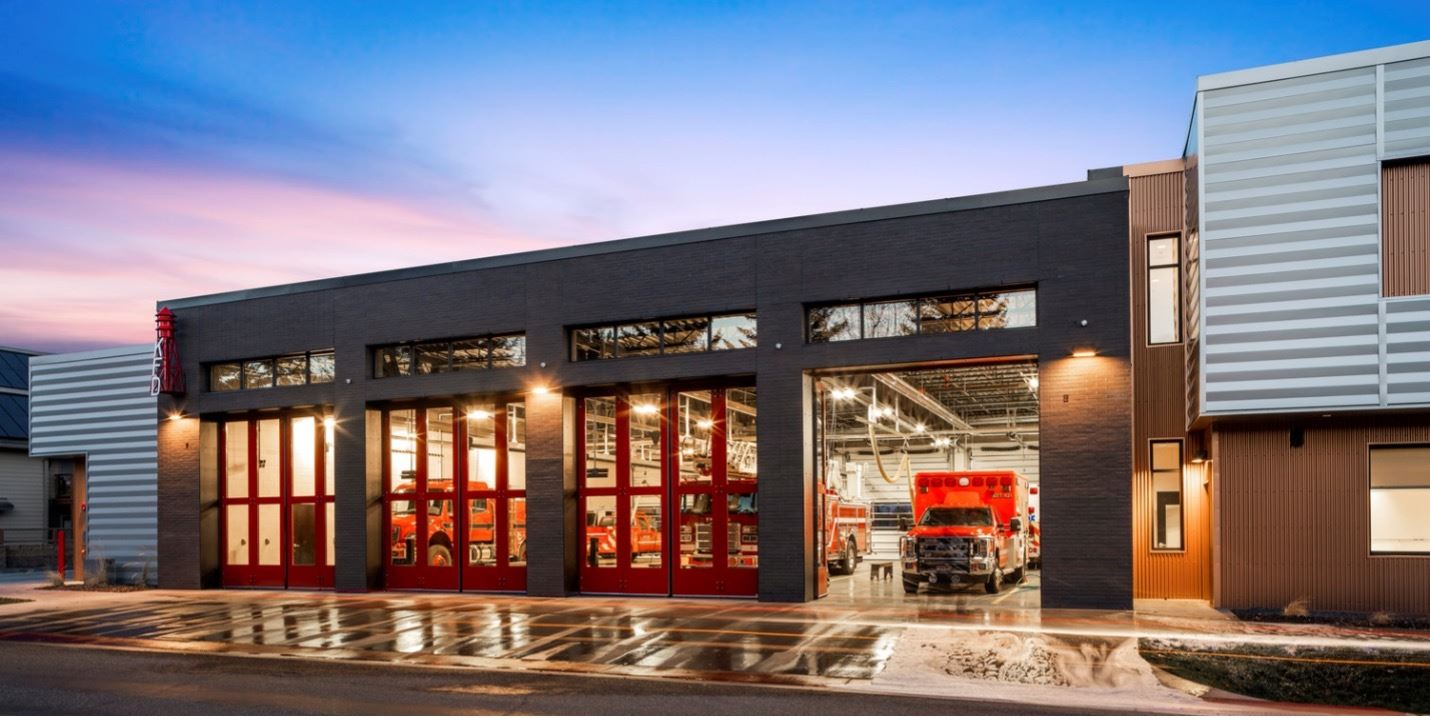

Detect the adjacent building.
xmin=0 ymin=347 xmax=50 ymax=566
xmin=29 ymin=346 xmax=158 ymax=583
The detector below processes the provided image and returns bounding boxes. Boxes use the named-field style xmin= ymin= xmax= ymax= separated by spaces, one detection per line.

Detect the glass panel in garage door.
xmin=256 ymin=419 xmax=281 ymax=498
xmin=225 ymin=506 xmax=248 ymax=566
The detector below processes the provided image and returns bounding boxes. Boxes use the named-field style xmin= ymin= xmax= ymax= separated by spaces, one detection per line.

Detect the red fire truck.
xmin=390 ymin=483 xmax=527 ymax=566
xmin=899 ymin=470 xmax=1028 ymax=594
xmin=822 ymin=483 xmax=871 ymax=575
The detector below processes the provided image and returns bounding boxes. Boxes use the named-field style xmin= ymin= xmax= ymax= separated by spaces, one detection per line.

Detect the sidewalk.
xmin=0 ymin=585 xmax=1422 ymax=714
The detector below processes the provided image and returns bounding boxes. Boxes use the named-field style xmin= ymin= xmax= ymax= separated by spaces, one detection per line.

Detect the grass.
xmin=0 ymin=597 xmax=32 ymax=605
xmin=1139 ymin=639 xmax=1430 ymax=714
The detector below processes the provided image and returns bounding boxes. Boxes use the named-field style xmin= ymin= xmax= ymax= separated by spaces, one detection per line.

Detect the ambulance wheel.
xmin=1007 ymin=551 xmax=1026 ymax=584
xmin=984 ymin=561 xmax=1003 ymax=594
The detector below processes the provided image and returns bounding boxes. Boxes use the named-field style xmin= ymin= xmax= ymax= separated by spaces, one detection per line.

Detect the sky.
xmin=1 ymin=2 xmax=1426 ymax=352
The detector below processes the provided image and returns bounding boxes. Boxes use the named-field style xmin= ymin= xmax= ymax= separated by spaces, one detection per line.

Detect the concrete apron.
xmin=0 ymin=584 xmax=1423 ymax=715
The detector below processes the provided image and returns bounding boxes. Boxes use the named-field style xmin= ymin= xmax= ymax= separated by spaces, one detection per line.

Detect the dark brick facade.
xmin=157 ymin=177 xmax=1133 ymax=608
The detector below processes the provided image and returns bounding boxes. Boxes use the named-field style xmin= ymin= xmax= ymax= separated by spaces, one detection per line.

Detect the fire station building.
xmin=144 ymin=40 xmax=1430 ymax=615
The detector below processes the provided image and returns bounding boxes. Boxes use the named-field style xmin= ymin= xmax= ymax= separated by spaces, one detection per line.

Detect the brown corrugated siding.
xmin=1183 ymin=156 xmax=1202 ymax=429
xmin=1383 ymin=160 xmax=1430 ymax=297
xmin=1215 ymin=419 xmax=1430 ymax=615
xmin=1129 ymin=169 xmax=1211 ymax=600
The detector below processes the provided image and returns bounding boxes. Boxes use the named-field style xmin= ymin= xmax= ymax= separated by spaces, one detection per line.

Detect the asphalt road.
xmin=0 ymin=641 xmax=1131 ymax=715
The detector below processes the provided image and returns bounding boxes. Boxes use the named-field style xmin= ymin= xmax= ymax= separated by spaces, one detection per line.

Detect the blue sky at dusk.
xmin=2 ymin=1 xmax=1426 ymax=350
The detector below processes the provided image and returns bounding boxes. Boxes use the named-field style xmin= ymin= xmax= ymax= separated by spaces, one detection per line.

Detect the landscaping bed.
xmin=1139 ymin=638 xmax=1430 ymax=714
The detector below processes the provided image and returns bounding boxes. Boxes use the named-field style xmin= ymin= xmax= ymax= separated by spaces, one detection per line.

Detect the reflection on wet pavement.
xmin=2 ymin=579 xmax=1427 ymax=705
xmin=0 ymin=593 xmax=901 ymax=682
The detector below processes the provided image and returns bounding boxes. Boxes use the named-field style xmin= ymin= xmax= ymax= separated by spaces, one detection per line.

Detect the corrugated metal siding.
xmin=1382 ymin=160 xmax=1430 ymax=297
xmin=1215 ymin=419 xmax=1430 ymax=615
xmin=29 ymin=346 xmax=157 ymax=581
xmin=1383 ymin=57 xmax=1430 ymax=159
xmin=1386 ymin=295 xmax=1430 ymax=404
xmin=1129 ymin=170 xmax=1212 ymax=600
xmin=1184 ymin=138 xmax=1203 ymax=428
xmin=1200 ymin=67 xmax=1383 ymax=413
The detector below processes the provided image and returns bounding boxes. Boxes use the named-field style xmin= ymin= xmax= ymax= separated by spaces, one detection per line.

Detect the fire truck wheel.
xmin=837 ymin=542 xmax=855 ymax=575
xmin=902 ymin=579 xmax=920 ymax=593
xmin=984 ymin=561 xmax=1003 ymax=594
xmin=429 ymin=544 xmax=453 ymax=567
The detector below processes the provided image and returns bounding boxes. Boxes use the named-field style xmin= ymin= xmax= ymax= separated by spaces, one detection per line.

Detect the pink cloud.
xmin=0 ymin=152 xmax=556 ymax=351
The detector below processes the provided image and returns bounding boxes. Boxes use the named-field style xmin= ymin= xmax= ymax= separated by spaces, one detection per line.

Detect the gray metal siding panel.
xmin=1201 ymin=67 xmax=1383 ymax=413
xmin=28 ymin=346 xmax=157 ymax=580
xmin=1383 ymin=57 xmax=1430 ymax=159
xmin=1386 ymin=296 xmax=1430 ymax=404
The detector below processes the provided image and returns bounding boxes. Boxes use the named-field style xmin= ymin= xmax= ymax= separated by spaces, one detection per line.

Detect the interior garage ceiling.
xmin=820 ymin=360 xmax=1039 ymax=450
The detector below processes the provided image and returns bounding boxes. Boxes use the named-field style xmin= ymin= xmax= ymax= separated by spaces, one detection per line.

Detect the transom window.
xmin=209 ymin=351 xmax=334 ymax=392
xmin=807 ymin=288 xmax=1035 ymax=343
xmin=571 ymin=313 xmax=756 ymax=362
xmin=374 ymin=334 xmax=526 ymax=378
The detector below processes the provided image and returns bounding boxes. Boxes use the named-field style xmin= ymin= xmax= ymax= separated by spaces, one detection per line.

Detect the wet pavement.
xmin=1 ymin=574 xmax=1427 ymax=714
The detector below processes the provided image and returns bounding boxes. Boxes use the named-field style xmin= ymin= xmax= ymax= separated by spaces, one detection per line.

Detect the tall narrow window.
xmin=1151 ymin=440 xmax=1183 ymax=551
xmin=1148 ymin=234 xmax=1181 ymax=344
xmin=1370 ymin=446 xmax=1430 ymax=554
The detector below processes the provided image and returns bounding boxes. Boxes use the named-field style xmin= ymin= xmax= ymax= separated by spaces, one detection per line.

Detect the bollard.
xmin=57 ymin=530 xmax=65 ymax=581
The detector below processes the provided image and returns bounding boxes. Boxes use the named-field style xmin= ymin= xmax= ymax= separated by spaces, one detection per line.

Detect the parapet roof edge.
xmin=161 ymin=174 xmax=1127 ymax=310
xmin=1197 ymin=39 xmax=1430 ymax=92
xmin=28 ymin=344 xmax=153 ymax=366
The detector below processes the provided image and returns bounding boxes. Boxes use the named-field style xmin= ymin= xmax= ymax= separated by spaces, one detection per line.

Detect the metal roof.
xmin=160 ymin=175 xmax=1128 ymax=310
xmin=0 ymin=394 xmax=26 ymax=441
xmin=0 ymin=349 xmax=31 ymax=390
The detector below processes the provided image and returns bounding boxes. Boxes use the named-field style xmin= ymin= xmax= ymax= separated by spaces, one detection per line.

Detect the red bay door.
xmin=220 ymin=416 xmax=286 ymax=588
xmin=285 ymin=414 xmax=335 ymax=589
xmin=578 ymin=393 xmax=669 ymax=595
xmin=673 ymin=388 xmax=758 ymax=598
xmin=384 ymin=407 xmax=460 ymax=591
xmin=461 ymin=401 xmax=528 ymax=593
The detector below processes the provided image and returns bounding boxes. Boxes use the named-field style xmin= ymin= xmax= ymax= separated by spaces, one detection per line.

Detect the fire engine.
xmin=899 ymin=470 xmax=1028 ymax=593
xmin=390 ymin=483 xmax=527 ymax=566
xmin=586 ymin=506 xmax=663 ymax=563
xmin=822 ymin=483 xmax=870 ymax=575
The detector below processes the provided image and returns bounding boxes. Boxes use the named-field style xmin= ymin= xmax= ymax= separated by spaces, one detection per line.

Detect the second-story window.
xmin=1148 ymin=234 xmax=1181 ymax=345
xmin=373 ymin=334 xmax=526 ymax=378
xmin=571 ymin=313 xmax=756 ymax=361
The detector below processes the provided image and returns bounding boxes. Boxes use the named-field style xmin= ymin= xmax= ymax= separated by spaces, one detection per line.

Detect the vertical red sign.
xmin=150 ymin=307 xmax=186 ymax=396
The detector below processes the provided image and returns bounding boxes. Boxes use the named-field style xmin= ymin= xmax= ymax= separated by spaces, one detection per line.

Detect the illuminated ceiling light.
xmin=696 ymin=419 xmax=714 ymax=430
xmin=468 ymin=409 xmax=493 ymax=421
xmin=167 ymin=412 xmax=183 ymax=422
xmin=831 ymin=387 xmax=855 ymax=401
xmin=914 ymin=423 xmax=926 ymax=433
xmin=530 ymin=385 xmax=551 ymax=396
xmin=880 ymin=406 xmax=894 ymax=418
xmin=1026 ymin=376 xmax=1039 ymax=391
xmin=633 ymin=403 xmax=658 ymax=415
xmin=323 ymin=417 xmax=336 ymax=431
xmin=1071 ymin=348 xmax=1097 ymax=358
